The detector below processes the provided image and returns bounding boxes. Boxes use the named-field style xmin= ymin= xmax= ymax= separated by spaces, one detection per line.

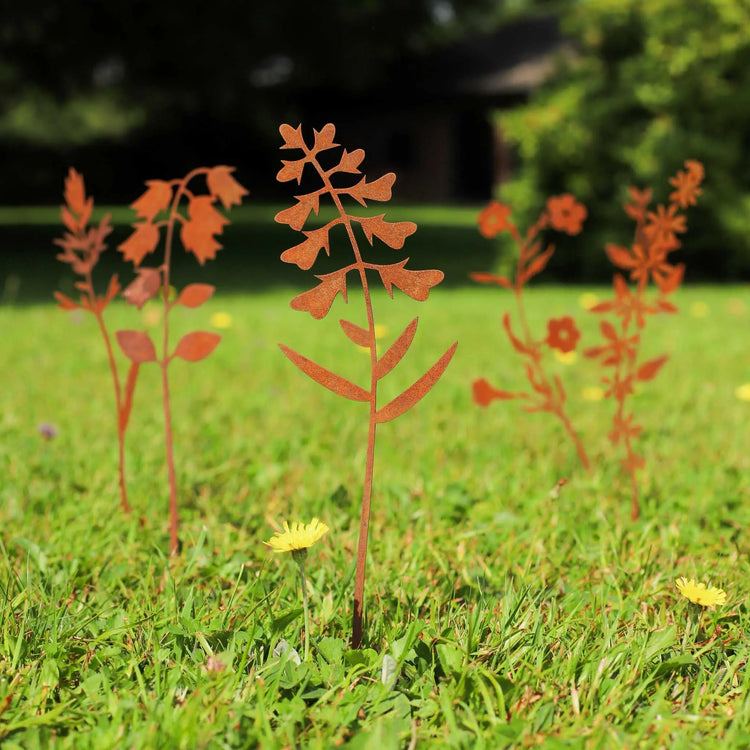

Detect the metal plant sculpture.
xmin=115 ymin=166 xmax=247 ymax=554
xmin=275 ymin=123 xmax=457 ymax=647
xmin=54 ymin=169 xmax=138 ymax=513
xmin=471 ymin=195 xmax=590 ymax=469
xmin=584 ymin=160 xmax=704 ymax=520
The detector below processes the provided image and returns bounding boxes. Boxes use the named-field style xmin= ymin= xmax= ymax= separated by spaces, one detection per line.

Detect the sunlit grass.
xmin=0 ymin=285 xmax=748 ymax=747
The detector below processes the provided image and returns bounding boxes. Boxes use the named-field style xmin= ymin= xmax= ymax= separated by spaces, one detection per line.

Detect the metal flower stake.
xmin=115 ymin=166 xmax=247 ymax=554
xmin=275 ymin=123 xmax=457 ymax=648
xmin=54 ymin=169 xmax=139 ymax=513
xmin=584 ymin=160 xmax=704 ymax=520
xmin=471 ymin=195 xmax=590 ymax=469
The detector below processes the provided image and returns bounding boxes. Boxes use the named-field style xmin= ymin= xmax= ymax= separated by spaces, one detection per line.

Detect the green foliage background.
xmin=499 ymin=0 xmax=750 ymax=279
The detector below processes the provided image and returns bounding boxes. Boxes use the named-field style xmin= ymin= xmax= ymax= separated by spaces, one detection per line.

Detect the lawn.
xmin=1 ymin=283 xmax=749 ymax=748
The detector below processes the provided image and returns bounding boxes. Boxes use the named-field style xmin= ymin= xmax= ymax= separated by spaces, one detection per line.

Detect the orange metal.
xmin=115 ymin=166 xmax=247 ymax=554
xmin=275 ymin=123 xmax=457 ymax=648
xmin=584 ymin=160 xmax=704 ymax=520
xmin=54 ymin=169 xmax=137 ymax=513
xmin=472 ymin=194 xmax=590 ymax=470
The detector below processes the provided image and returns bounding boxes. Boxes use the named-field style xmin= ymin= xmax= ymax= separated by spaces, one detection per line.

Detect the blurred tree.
xmin=498 ymin=0 xmax=750 ymax=279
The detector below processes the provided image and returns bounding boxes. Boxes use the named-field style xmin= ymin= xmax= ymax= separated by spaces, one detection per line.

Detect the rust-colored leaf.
xmin=340 ymin=319 xmax=370 ymax=347
xmin=206 ymin=166 xmax=248 ymax=210
xmin=173 ymin=331 xmax=221 ymax=362
xmin=280 ymin=226 xmax=332 ymax=270
xmin=520 ymin=245 xmax=554 ymax=284
xmin=279 ymin=344 xmax=370 ymax=401
xmin=348 ymin=174 xmax=396 ymax=205
xmin=472 ymin=378 xmax=517 ymax=406
xmin=374 ymin=317 xmax=418 ymax=381
xmin=54 ymin=291 xmax=79 ymax=310
xmin=277 ymin=159 xmax=307 ymax=184
xmin=655 ymin=299 xmax=678 ymax=313
xmin=274 ymin=194 xmax=320 ymax=231
xmin=375 ymin=342 xmax=457 ymax=423
xmin=605 ymin=243 xmax=637 ymax=270
xmin=503 ymin=313 xmax=532 ymax=356
xmin=313 ymin=123 xmax=338 ymax=153
xmin=180 ymin=195 xmax=229 ymax=264
xmin=600 ymin=320 xmax=619 ymax=341
xmin=378 ymin=261 xmax=443 ymax=301
xmin=120 ymin=222 xmax=160 ymax=266
xmin=119 ymin=362 xmax=140 ymax=432
xmin=636 ymin=355 xmax=669 ymax=382
xmin=122 ymin=267 xmax=162 ymax=310
xmin=291 ymin=271 xmax=348 ymax=319
xmin=176 ymin=283 xmax=214 ymax=308
xmin=104 ymin=274 xmax=120 ymax=304
xmin=335 ymin=149 xmax=365 ymax=174
xmin=131 ymin=180 xmax=173 ymax=221
xmin=280 ymin=123 xmax=306 ymax=150
xmin=470 ymin=272 xmax=513 ymax=289
xmin=655 ymin=263 xmax=684 ymax=294
xmin=116 ymin=330 xmax=158 ymax=363
xmin=64 ymin=168 xmax=88 ymax=217
xmin=61 ymin=206 xmax=79 ymax=234
xmin=359 ymin=215 xmax=417 ymax=249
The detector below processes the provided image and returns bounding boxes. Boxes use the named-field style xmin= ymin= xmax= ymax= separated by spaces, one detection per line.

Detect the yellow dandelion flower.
xmin=689 ymin=301 xmax=709 ymax=318
xmin=265 ymin=519 xmax=329 ymax=554
xmin=582 ymin=386 xmax=605 ymax=402
xmin=553 ymin=349 xmax=577 ymax=365
xmin=675 ymin=577 xmax=727 ymax=607
xmin=578 ymin=292 xmax=599 ymax=311
xmin=735 ymin=383 xmax=750 ymax=402
xmin=211 ymin=312 xmax=233 ymax=329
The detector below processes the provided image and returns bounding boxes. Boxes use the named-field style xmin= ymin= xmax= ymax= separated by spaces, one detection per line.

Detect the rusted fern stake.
xmin=584 ymin=160 xmax=704 ymax=521
xmin=115 ymin=166 xmax=247 ymax=554
xmin=471 ymin=195 xmax=590 ymax=469
xmin=54 ymin=169 xmax=138 ymax=513
xmin=275 ymin=123 xmax=457 ymax=648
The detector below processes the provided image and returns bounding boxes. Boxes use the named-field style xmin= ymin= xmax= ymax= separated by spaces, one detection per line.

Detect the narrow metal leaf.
xmin=279 ymin=344 xmax=370 ymax=402
xmin=373 ymin=317 xmax=418 ymax=381
xmin=375 ymin=342 xmax=457 ymax=423
xmin=339 ymin=319 xmax=370 ymax=347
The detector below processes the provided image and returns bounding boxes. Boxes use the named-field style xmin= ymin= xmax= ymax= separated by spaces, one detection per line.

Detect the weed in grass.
xmin=471 ymin=194 xmax=590 ymax=469
xmin=115 ymin=166 xmax=248 ymax=554
xmin=275 ymin=123 xmax=457 ymax=647
xmin=53 ymin=168 xmax=138 ymax=514
xmin=265 ymin=519 xmax=330 ymax=661
xmin=585 ymin=160 xmax=704 ymax=520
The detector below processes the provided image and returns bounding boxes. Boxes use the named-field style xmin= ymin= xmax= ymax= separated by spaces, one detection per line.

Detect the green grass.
xmin=0 ymin=203 xmax=484 ymax=228
xmin=1 ymin=284 xmax=749 ymax=748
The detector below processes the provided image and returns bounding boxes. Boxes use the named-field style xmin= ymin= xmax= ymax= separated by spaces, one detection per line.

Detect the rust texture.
xmin=115 ymin=166 xmax=247 ymax=554
xmin=275 ymin=123 xmax=456 ymax=648
xmin=584 ymin=160 xmax=704 ymax=520
xmin=472 ymin=194 xmax=591 ymax=469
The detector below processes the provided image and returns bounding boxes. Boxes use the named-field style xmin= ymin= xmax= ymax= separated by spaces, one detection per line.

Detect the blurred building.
xmin=301 ymin=15 xmax=569 ymax=202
